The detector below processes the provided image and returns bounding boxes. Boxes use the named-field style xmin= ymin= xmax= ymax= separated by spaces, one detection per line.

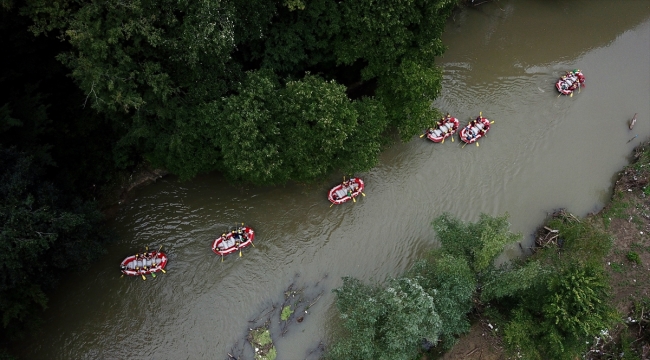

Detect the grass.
xmin=626 ymin=251 xmax=641 ymax=265
xmin=610 ymin=262 xmax=624 ymax=273
xmin=601 ymin=196 xmax=630 ymax=229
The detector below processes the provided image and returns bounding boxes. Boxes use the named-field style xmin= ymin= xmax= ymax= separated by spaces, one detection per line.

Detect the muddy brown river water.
xmin=18 ymin=1 xmax=650 ymax=359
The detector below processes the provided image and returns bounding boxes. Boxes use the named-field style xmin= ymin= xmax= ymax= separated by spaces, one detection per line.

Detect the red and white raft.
xmin=459 ymin=115 xmax=491 ymax=144
xmin=120 ymin=251 xmax=168 ymax=276
xmin=212 ymin=226 xmax=255 ymax=256
xmin=426 ymin=116 xmax=460 ymax=143
xmin=328 ymin=178 xmax=364 ymax=205
xmin=555 ymin=69 xmax=585 ymax=96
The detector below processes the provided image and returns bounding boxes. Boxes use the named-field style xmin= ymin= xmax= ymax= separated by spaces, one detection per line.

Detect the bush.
xmin=497 ymin=215 xmax=618 ymax=360
xmin=327 ymin=277 xmax=443 ymax=360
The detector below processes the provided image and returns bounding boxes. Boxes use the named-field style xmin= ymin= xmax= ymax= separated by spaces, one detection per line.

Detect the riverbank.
xmin=97 ymin=163 xmax=168 ymax=218
xmin=439 ymin=139 xmax=650 ymax=359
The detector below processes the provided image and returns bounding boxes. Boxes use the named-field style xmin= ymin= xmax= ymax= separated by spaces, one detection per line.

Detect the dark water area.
xmin=17 ymin=1 xmax=650 ymax=359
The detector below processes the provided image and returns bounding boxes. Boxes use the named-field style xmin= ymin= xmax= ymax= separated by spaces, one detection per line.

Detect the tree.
xmin=493 ymin=215 xmax=618 ymax=359
xmin=0 ymin=147 xmax=111 ymax=341
xmin=328 ymin=276 xmax=442 ymax=360
xmin=18 ymin=0 xmax=459 ymax=184
xmin=407 ymin=252 xmax=476 ymax=349
xmin=214 ymin=71 xmax=387 ymax=184
xmin=327 ymin=213 xmax=531 ymax=357
xmin=502 ymin=262 xmax=617 ymax=360
xmin=432 ymin=212 xmax=522 ymax=274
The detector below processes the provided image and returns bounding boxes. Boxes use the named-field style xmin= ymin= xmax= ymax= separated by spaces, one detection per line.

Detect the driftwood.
xmin=536 ymin=227 xmax=560 ymax=248
xmin=534 ymin=209 xmax=583 ymax=249
xmin=629 ymin=113 xmax=638 ymax=130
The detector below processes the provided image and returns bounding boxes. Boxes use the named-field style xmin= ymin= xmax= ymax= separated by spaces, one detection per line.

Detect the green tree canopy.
xmin=432 ymin=212 xmax=522 ymax=274
xmin=328 ymin=276 xmax=443 ymax=360
xmin=0 ymin=147 xmax=111 ymax=340
xmin=18 ymin=0 xmax=458 ymax=183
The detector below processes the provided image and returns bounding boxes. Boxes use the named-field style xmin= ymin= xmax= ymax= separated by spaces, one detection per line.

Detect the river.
xmin=18 ymin=0 xmax=650 ymax=359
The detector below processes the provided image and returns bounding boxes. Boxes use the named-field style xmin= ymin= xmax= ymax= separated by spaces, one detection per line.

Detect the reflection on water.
xmin=18 ymin=1 xmax=650 ymax=359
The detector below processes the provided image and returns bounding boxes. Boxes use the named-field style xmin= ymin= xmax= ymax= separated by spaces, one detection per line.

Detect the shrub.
xmin=626 ymin=251 xmax=641 ymax=265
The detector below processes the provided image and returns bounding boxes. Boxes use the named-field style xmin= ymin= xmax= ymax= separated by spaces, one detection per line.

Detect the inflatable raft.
xmin=328 ymin=178 xmax=364 ymax=205
xmin=120 ymin=250 xmax=168 ymax=277
xmin=426 ymin=116 xmax=460 ymax=143
xmin=556 ymin=69 xmax=585 ymax=96
xmin=212 ymin=225 xmax=255 ymax=256
xmin=459 ymin=115 xmax=491 ymax=144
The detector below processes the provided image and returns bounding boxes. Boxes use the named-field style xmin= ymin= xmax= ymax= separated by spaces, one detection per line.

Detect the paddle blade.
xmin=120 ymin=274 xmax=124 ymax=278
xmin=441 ymin=137 xmax=445 ymax=144
xmin=361 ymin=192 xmax=366 ymax=197
xmin=570 ymin=93 xmax=573 ymax=97
xmin=490 ymin=121 xmax=495 ymax=124
xmin=141 ymin=275 xmax=146 ymax=281
xmin=476 ymin=142 xmax=480 ymax=147
xmin=221 ymin=255 xmax=224 ymax=262
xmin=479 ymin=111 xmax=482 ymax=116
xmin=420 ymin=133 xmax=425 ymax=138
xmin=239 ymin=249 xmax=242 ymax=257
xmin=160 ymin=268 xmax=166 ymax=273
xmin=250 ymin=242 xmax=255 ymax=248
xmin=330 ymin=203 xmax=334 ymax=208
xmin=451 ymin=136 xmax=454 ymax=142
xmin=151 ymin=272 xmax=156 ymax=278
xmin=352 ymin=197 xmax=356 ymax=203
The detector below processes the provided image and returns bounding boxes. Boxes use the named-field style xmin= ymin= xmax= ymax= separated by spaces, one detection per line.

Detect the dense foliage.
xmin=489 ymin=215 xmax=618 ymax=360
xmin=0 ymin=147 xmax=111 ymax=341
xmin=327 ymin=213 xmax=520 ymax=358
xmin=0 ymin=8 xmax=113 ymax=352
xmin=328 ymin=213 xmax=619 ymax=359
xmin=17 ymin=0 xmax=457 ymax=183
